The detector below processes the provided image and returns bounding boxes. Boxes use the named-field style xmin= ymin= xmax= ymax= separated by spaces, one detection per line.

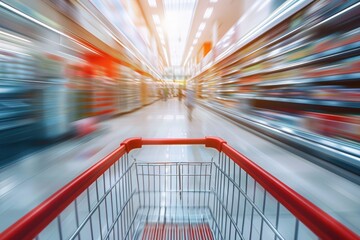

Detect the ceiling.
xmin=137 ymin=0 xmax=243 ymax=68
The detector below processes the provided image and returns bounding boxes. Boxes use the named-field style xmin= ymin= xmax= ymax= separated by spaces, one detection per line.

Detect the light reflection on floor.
xmin=0 ymin=99 xmax=359 ymax=235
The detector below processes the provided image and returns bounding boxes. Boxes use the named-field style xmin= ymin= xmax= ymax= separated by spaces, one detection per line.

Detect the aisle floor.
xmin=0 ymin=99 xmax=359 ymax=234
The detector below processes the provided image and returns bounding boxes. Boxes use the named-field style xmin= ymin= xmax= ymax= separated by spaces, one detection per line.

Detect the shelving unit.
xmin=0 ymin=0 xmax=163 ymax=165
xmin=0 ymin=49 xmax=38 ymax=145
xmin=116 ymin=65 xmax=142 ymax=114
xmin=192 ymin=0 xmax=360 ymax=173
xmin=142 ymin=77 xmax=159 ymax=106
xmin=32 ymin=55 xmax=72 ymax=140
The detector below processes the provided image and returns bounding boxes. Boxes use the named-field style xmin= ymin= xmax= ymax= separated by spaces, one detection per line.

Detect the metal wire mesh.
xmin=36 ymin=154 xmax=137 ymax=240
xmin=132 ymin=162 xmax=214 ymax=239
xmin=208 ymin=152 xmax=318 ymax=240
xmin=35 ymin=149 xmax=317 ymax=240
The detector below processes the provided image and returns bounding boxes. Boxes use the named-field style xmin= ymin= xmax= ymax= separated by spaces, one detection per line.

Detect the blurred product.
xmin=195 ymin=0 xmax=360 ymax=172
xmin=304 ymin=112 xmax=360 ymax=142
xmin=72 ymin=117 xmax=98 ymax=137
xmin=33 ymin=55 xmax=71 ymax=140
xmin=0 ymin=49 xmax=37 ymax=144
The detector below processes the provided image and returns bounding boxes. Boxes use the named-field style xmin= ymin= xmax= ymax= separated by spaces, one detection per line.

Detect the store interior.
xmin=0 ymin=0 xmax=359 ymax=239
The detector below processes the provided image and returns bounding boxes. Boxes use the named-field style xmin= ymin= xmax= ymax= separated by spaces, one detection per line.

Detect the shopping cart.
xmin=1 ymin=137 xmax=358 ymax=240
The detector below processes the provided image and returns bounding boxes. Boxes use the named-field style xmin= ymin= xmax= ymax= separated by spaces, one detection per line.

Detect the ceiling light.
xmin=228 ymin=26 xmax=235 ymax=34
xmin=163 ymin=46 xmax=169 ymax=65
xmin=0 ymin=1 xmax=102 ymax=55
xmin=204 ymin=7 xmax=213 ymax=19
xmin=156 ymin=26 xmax=163 ymax=34
xmin=148 ymin=0 xmax=157 ymax=7
xmin=0 ymin=0 xmax=168 ymax=79
xmin=193 ymin=38 xmax=198 ymax=45
xmin=210 ymin=0 xmax=218 ymax=2
xmin=163 ymin=0 xmax=197 ymax=66
xmin=199 ymin=22 xmax=206 ymax=31
xmin=257 ymin=0 xmax=271 ymax=12
xmin=152 ymin=14 xmax=160 ymax=25
xmin=195 ymin=31 xmax=201 ymax=38
xmin=0 ymin=30 xmax=31 ymax=43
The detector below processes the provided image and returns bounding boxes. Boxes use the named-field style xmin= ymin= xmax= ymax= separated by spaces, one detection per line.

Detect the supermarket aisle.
xmin=0 ymin=99 xmax=359 ymax=234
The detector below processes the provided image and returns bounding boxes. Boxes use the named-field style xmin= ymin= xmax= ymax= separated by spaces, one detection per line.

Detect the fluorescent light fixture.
xmin=0 ymin=30 xmax=31 ymax=43
xmin=163 ymin=0 xmax=197 ymax=66
xmin=195 ymin=31 xmax=202 ymax=38
xmin=237 ymin=17 xmax=245 ymax=24
xmin=152 ymin=14 xmax=161 ymax=25
xmin=198 ymin=22 xmax=206 ymax=31
xmin=257 ymin=0 xmax=271 ymax=12
xmin=204 ymin=7 xmax=213 ymax=19
xmin=184 ymin=48 xmax=193 ymax=66
xmin=0 ymin=1 xmax=165 ymax=78
xmin=193 ymin=38 xmax=198 ymax=45
xmin=0 ymin=1 xmax=100 ymax=55
xmin=164 ymin=51 xmax=170 ymax=65
xmin=156 ymin=26 xmax=163 ymax=34
xmin=148 ymin=0 xmax=157 ymax=7
xmin=257 ymin=4 xmax=266 ymax=12
xmin=210 ymin=0 xmax=218 ymax=2
xmin=223 ymin=34 xmax=230 ymax=41
xmin=228 ymin=26 xmax=235 ymax=34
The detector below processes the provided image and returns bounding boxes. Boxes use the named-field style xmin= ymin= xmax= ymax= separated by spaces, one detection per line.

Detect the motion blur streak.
xmin=0 ymin=0 xmax=359 ymax=239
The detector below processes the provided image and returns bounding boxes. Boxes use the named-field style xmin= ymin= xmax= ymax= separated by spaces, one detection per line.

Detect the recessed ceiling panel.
xmin=163 ymin=0 xmax=197 ymax=66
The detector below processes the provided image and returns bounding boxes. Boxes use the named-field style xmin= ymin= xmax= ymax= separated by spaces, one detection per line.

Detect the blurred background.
xmin=0 ymin=0 xmax=359 ymax=236
xmin=1 ymin=0 xmax=359 ymax=168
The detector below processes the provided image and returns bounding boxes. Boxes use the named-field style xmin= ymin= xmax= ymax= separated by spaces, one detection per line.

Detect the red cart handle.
xmin=1 ymin=137 xmax=359 ymax=240
xmin=121 ymin=136 xmax=226 ymax=152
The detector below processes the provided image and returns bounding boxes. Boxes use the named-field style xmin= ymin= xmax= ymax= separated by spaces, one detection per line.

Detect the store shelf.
xmin=228 ymin=45 xmax=359 ymax=80
xmin=192 ymin=1 xmax=360 ymax=177
xmin=306 ymin=1 xmax=360 ymax=32
xmin=193 ymin=0 xmax=313 ymax=78
xmin=215 ymin=96 xmax=238 ymax=102
xmin=200 ymin=101 xmax=360 ymax=175
xmin=194 ymin=1 xmax=360 ymax=78
xmin=241 ymin=42 xmax=309 ymax=69
xmin=256 ymin=73 xmax=360 ymax=87
xmin=252 ymin=97 xmax=360 ymax=109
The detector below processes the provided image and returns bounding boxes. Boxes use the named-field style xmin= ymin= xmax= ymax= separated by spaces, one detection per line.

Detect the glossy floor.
xmin=0 ymin=99 xmax=359 ymax=236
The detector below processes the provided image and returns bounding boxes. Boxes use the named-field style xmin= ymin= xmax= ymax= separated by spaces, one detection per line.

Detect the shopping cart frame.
xmin=1 ymin=137 xmax=358 ymax=240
